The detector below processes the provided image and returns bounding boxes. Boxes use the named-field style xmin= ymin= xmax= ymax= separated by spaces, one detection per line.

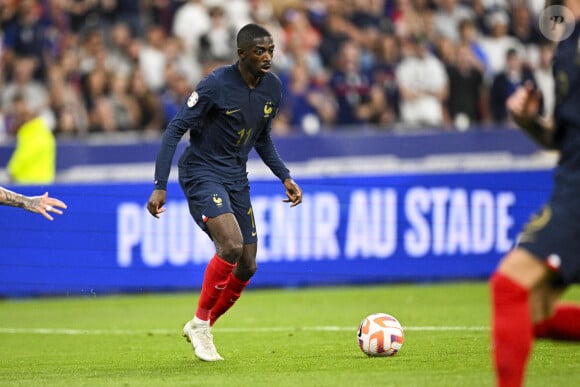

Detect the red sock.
xmin=210 ymin=273 xmax=250 ymax=326
xmin=195 ymin=254 xmax=235 ymax=321
xmin=534 ymin=302 xmax=580 ymax=340
xmin=491 ymin=272 xmax=533 ymax=387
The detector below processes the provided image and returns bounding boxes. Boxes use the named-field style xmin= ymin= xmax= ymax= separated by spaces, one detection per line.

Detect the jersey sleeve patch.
xmin=187 ymin=91 xmax=199 ymax=108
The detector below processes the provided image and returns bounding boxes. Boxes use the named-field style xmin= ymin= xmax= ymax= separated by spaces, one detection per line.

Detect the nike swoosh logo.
xmin=225 ymin=109 xmax=241 ymax=115
xmin=251 ymin=231 xmax=257 ymax=237
xmin=215 ymin=285 xmax=226 ymax=290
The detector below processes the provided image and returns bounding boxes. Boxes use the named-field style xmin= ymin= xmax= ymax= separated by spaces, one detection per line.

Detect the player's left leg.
xmin=211 ymin=243 xmax=256 ymax=326
xmin=490 ymin=247 xmax=548 ymax=387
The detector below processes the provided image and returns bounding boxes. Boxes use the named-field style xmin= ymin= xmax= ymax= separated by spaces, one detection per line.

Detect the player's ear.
xmin=237 ymin=48 xmax=245 ymax=58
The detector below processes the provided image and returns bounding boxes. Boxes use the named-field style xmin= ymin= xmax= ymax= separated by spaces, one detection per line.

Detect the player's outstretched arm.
xmin=282 ymin=178 xmax=303 ymax=207
xmin=147 ymin=189 xmax=167 ymax=218
xmin=0 ymin=187 xmax=67 ymax=221
xmin=507 ymin=82 xmax=556 ymax=149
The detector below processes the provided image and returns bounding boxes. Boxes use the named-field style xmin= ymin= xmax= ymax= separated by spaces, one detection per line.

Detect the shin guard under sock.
xmin=195 ymin=254 xmax=235 ymax=321
xmin=210 ymin=273 xmax=250 ymax=326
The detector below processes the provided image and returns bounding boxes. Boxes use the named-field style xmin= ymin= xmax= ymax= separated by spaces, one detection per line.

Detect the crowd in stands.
xmin=0 ymin=0 xmax=554 ymax=140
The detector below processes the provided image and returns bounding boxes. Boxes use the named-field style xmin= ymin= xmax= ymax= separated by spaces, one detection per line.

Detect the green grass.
xmin=0 ymin=282 xmax=578 ymax=386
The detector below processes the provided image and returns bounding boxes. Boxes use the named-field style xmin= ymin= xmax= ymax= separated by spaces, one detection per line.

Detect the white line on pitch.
xmin=0 ymin=326 xmax=489 ymax=336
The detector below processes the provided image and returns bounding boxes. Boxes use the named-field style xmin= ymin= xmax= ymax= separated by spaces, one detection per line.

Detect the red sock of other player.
xmin=195 ymin=254 xmax=236 ymax=321
xmin=534 ymin=302 xmax=580 ymax=340
xmin=491 ymin=272 xmax=533 ymax=387
xmin=210 ymin=273 xmax=250 ymax=326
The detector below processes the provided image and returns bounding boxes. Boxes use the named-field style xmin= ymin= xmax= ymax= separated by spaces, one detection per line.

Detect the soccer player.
xmin=490 ymin=2 xmax=580 ymax=386
xmin=146 ymin=23 xmax=303 ymax=362
xmin=0 ymin=186 xmax=67 ymax=221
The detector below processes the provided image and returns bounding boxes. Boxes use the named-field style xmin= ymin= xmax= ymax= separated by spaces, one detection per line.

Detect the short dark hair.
xmin=236 ymin=23 xmax=271 ymax=49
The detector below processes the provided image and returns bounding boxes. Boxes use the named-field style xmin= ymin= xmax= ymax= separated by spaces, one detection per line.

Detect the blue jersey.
xmin=553 ymin=21 xmax=580 ymax=172
xmin=154 ymin=63 xmax=291 ymax=189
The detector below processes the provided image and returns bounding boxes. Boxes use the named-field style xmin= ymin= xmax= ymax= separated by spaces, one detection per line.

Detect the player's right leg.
xmin=179 ymin=179 xmax=244 ymax=361
xmin=490 ymin=247 xmax=548 ymax=387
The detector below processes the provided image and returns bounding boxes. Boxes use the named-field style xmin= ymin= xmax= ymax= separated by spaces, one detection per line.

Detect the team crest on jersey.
xmin=263 ymin=101 xmax=273 ymax=118
xmin=212 ymin=194 xmax=223 ymax=207
xmin=187 ymin=91 xmax=199 ymax=108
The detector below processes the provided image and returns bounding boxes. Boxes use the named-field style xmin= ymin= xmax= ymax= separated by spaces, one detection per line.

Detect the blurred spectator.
xmin=138 ymin=24 xmax=167 ymax=92
xmin=458 ymin=18 xmax=490 ymax=76
xmin=6 ymin=93 xmax=56 ymax=184
xmin=171 ymin=0 xmax=210 ymax=56
xmin=81 ymin=68 xmax=110 ymax=132
xmin=129 ymin=69 xmax=164 ymax=136
xmin=1 ymin=56 xmax=52 ymax=130
xmin=390 ymin=0 xmax=425 ymax=39
xmin=222 ymin=0 xmax=253 ymax=30
xmin=371 ymin=33 xmax=401 ymax=121
xmin=46 ymin=62 xmax=89 ymax=136
xmin=434 ymin=36 xmax=456 ymax=66
xmin=2 ymin=0 xmax=58 ymax=81
xmin=278 ymin=6 xmax=325 ymax=80
xmin=282 ymin=6 xmax=321 ymax=52
xmin=478 ymin=10 xmax=524 ymax=77
xmin=533 ymin=42 xmax=556 ymax=120
xmin=110 ymin=0 xmax=143 ymax=37
xmin=317 ymin=0 xmax=364 ymax=68
xmin=144 ymin=0 xmax=181 ymax=35
xmin=433 ymin=0 xmax=474 ymax=42
xmin=107 ymin=22 xmax=135 ymax=77
xmin=472 ymin=0 xmax=510 ymax=33
xmin=77 ymin=27 xmax=107 ymax=74
xmin=509 ymin=3 xmax=544 ymax=67
xmin=108 ymin=72 xmax=139 ymax=132
xmin=164 ymin=35 xmax=200 ymax=85
xmin=396 ymin=35 xmax=448 ymax=127
xmin=61 ymin=0 xmax=105 ymax=39
xmin=273 ymin=60 xmax=337 ymax=135
xmin=198 ymin=6 xmax=237 ymax=74
xmin=446 ymin=43 xmax=487 ymax=130
xmin=328 ymin=40 xmax=391 ymax=128
xmin=489 ymin=48 xmax=536 ymax=124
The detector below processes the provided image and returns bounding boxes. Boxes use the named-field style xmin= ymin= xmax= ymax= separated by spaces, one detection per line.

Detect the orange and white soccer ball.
xmin=357 ymin=313 xmax=404 ymax=357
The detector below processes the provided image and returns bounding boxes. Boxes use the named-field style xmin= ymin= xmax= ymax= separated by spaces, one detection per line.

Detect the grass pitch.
xmin=1 ymin=282 xmax=579 ymax=387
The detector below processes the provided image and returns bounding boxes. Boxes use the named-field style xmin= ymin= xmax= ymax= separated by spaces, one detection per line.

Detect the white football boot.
xmin=182 ymin=317 xmax=224 ymax=361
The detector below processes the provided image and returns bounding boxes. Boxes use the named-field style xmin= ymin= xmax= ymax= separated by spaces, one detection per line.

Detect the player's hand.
xmin=32 ymin=192 xmax=67 ymax=221
xmin=507 ymin=81 xmax=541 ymax=123
xmin=147 ymin=189 xmax=167 ymax=218
xmin=282 ymin=178 xmax=302 ymax=207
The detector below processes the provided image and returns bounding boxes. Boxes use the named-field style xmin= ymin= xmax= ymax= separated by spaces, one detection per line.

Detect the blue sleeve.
xmin=254 ymin=79 xmax=290 ymax=181
xmin=153 ymin=77 xmax=217 ymax=189
xmin=254 ymin=105 xmax=289 ymax=182
xmin=254 ymin=131 xmax=291 ymax=181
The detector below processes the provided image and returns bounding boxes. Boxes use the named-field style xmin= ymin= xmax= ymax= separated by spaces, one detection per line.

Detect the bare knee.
xmin=496 ymin=248 xmax=548 ymax=290
xmin=215 ymin=239 xmax=244 ymax=262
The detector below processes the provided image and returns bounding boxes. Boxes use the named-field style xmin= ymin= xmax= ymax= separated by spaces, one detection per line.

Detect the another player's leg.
xmin=183 ymin=213 xmax=243 ymax=361
xmin=534 ymin=289 xmax=580 ymax=341
xmin=211 ymin=243 xmax=256 ymax=326
xmin=490 ymin=248 xmax=547 ymax=387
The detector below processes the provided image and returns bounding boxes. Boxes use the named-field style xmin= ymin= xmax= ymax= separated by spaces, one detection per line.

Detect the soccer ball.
xmin=357 ymin=313 xmax=404 ymax=357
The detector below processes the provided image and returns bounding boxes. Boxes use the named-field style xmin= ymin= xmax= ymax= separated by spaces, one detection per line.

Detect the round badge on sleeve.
xmin=187 ymin=91 xmax=199 ymax=108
